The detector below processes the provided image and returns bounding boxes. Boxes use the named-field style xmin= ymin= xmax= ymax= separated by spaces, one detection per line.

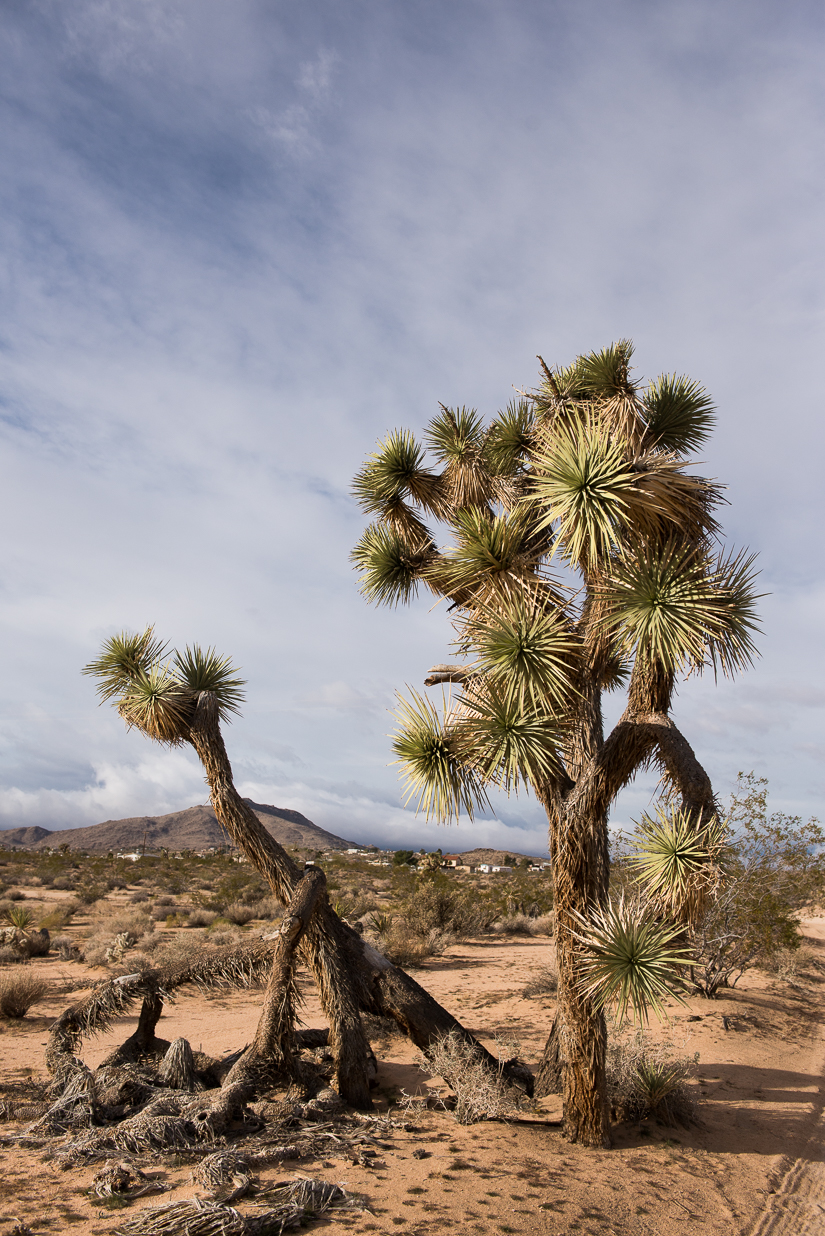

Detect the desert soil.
xmin=1 ymin=921 xmax=824 ymax=1236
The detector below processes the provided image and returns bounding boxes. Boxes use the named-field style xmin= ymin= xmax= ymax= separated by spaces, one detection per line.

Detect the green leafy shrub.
xmin=688 ymin=774 xmax=825 ymax=997
xmin=401 ymin=877 xmax=492 ymax=939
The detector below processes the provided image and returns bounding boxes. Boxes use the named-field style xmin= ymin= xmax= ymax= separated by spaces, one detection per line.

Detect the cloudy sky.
xmin=0 ymin=0 xmax=823 ymax=855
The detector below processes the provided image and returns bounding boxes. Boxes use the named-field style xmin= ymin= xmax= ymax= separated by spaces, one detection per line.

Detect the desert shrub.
xmin=39 ymin=899 xmax=80 ymax=930
xmin=187 ymin=909 xmax=217 ymax=928
xmin=129 ymin=890 xmax=149 ymax=903
xmin=0 ymin=972 xmax=48 ymax=1018
xmin=420 ymin=1031 xmax=521 ymax=1124
xmin=154 ymin=894 xmax=176 ymax=906
xmin=52 ymin=934 xmax=80 ymax=961
xmin=378 ymin=924 xmax=455 ymax=969
xmin=23 ymin=928 xmax=50 ymax=957
xmin=0 ymin=945 xmax=27 ymax=965
xmin=5 ymin=889 xmax=25 ymax=902
xmin=401 ymin=878 xmax=492 ymax=940
xmin=80 ymin=910 xmax=154 ymax=965
xmin=76 ymin=883 xmax=105 ymax=906
xmin=206 ymin=926 xmax=245 ymax=948
xmin=522 ymin=964 xmax=558 ymax=998
xmin=607 ymin=1028 xmax=697 ymax=1126
xmin=50 ymin=876 xmax=73 ymax=891
xmin=151 ymin=904 xmax=174 ymax=921
xmin=688 ymin=775 xmax=825 ymax=997
xmin=223 ymin=902 xmax=257 ymax=926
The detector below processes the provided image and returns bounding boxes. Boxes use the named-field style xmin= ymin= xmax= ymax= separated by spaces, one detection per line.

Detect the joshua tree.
xmin=82 ymin=632 xmax=529 ymax=1106
xmin=351 ymin=341 xmax=760 ymax=1146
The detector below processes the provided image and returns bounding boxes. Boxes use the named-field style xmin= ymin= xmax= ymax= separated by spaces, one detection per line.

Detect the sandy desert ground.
xmin=1 ymin=919 xmax=824 ymax=1236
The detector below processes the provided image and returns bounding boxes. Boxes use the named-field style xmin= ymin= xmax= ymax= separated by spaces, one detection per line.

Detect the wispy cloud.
xmin=0 ymin=1 xmax=822 ymax=846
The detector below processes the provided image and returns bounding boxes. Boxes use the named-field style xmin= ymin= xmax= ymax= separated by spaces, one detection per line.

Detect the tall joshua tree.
xmin=351 ymin=341 xmax=760 ymax=1147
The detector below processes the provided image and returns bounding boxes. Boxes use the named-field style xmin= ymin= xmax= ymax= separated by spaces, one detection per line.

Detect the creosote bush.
xmin=0 ymin=971 xmax=48 ymax=1018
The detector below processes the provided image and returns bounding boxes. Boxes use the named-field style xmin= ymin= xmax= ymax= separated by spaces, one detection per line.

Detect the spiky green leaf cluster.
xmin=629 ymin=806 xmax=726 ymax=921
xmin=573 ymin=897 xmax=694 ymax=1023
xmin=459 ymin=597 xmax=577 ymax=711
xmin=84 ymin=628 xmax=246 ymax=744
xmin=599 ymin=542 xmax=761 ymax=676
xmin=642 ymin=374 xmax=715 ymax=454
xmin=391 ymin=690 xmax=489 ymax=823
xmin=350 ymin=523 xmax=426 ymax=606
xmin=530 ymin=417 xmax=636 ymax=564
xmin=82 ymin=627 xmax=168 ymax=703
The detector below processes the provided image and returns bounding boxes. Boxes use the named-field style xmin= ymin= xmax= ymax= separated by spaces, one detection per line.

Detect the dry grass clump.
xmin=494 ymin=913 xmax=553 ymax=936
xmin=81 ymin=910 xmax=154 ymax=966
xmin=222 ymin=902 xmax=257 ymax=926
xmin=52 ymin=934 xmax=80 ymax=961
xmin=0 ymin=971 xmax=48 ymax=1018
xmin=375 ymin=923 xmax=456 ymax=967
xmin=607 ymin=1028 xmax=698 ymax=1126
xmin=521 ymin=964 xmax=558 ymax=998
xmin=420 ymin=1030 xmax=521 ymax=1124
xmin=187 ymin=909 xmax=218 ymax=928
xmin=0 ymin=945 xmax=28 ymax=965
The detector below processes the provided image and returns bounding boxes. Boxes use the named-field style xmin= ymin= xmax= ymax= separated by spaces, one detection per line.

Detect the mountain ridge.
xmin=0 ymin=801 xmax=356 ymax=853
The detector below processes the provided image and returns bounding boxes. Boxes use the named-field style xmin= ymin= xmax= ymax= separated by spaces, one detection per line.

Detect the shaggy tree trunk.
xmin=185 ymin=694 xmax=529 ymax=1099
xmin=534 ymin=657 xmax=718 ymax=1144
xmin=541 ymin=786 xmax=611 ymax=1147
xmin=224 ymin=866 xmax=327 ymax=1088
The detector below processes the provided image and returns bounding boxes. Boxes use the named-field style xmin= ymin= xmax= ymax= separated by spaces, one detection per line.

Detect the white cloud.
xmin=0 ymin=1 xmax=822 ymax=847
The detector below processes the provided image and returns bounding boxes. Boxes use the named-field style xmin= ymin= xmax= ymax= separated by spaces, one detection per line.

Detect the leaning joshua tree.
xmin=82 ymin=632 xmax=529 ymax=1110
xmin=351 ymin=341 xmax=760 ymax=1146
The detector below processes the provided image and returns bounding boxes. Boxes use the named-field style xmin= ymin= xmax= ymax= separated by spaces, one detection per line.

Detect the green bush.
xmin=689 ymin=774 xmax=825 ymax=997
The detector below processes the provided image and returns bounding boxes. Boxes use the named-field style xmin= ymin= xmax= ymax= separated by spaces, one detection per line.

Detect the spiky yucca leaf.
xmin=530 ymin=417 xmax=636 ymax=565
xmin=392 ymin=689 xmax=489 ymax=823
xmin=459 ymin=596 xmax=577 ymax=710
xmin=575 ymin=340 xmax=645 ymax=443
xmin=642 ymin=374 xmax=715 ymax=454
xmin=426 ymin=405 xmax=492 ymax=509
xmin=599 ymin=542 xmax=761 ymax=675
xmin=630 ymin=807 xmax=726 ymax=922
xmin=352 ymin=429 xmax=443 ymax=516
xmin=625 ymin=451 xmax=721 ymax=544
xmin=705 ymin=548 xmax=763 ymax=678
xmin=425 ymin=405 xmax=486 ymax=464
xmin=351 ymin=523 xmax=428 ymax=606
xmin=484 ymin=400 xmax=535 ymax=475
xmin=457 ymin=679 xmax=567 ymax=791
xmin=573 ymin=897 xmax=693 ymax=1023
xmin=438 ymin=508 xmax=536 ymax=600
xmin=173 ymin=646 xmax=246 ymax=722
xmin=118 ymin=665 xmax=194 ymax=744
xmin=82 ymin=627 xmax=168 ymax=702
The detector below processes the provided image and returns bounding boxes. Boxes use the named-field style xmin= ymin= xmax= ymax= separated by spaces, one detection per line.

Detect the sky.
xmin=0 ymin=0 xmax=823 ymax=856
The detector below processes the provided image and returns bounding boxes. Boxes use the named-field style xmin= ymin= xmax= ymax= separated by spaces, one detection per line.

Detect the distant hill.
xmin=444 ymin=847 xmax=549 ymax=866
xmin=0 ymin=802 xmax=356 ymax=854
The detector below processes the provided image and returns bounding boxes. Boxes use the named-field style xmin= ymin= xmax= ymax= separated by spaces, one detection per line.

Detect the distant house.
xmin=491 ymin=866 xmax=513 ymax=873
xmin=117 ymin=852 xmax=142 ymax=862
xmin=477 ymin=864 xmax=492 ymax=873
xmin=442 ymin=855 xmax=463 ymax=867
